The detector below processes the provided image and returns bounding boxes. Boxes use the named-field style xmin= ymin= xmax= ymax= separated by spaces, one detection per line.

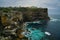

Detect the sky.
xmin=0 ymin=0 xmax=60 ymax=15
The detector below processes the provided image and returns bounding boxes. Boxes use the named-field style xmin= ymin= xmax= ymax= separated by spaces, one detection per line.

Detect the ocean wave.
xmin=50 ymin=18 xmax=60 ymax=22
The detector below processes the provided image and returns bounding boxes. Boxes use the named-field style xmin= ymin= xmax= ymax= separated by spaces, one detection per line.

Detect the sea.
xmin=46 ymin=14 xmax=60 ymax=40
xmin=26 ymin=14 xmax=60 ymax=40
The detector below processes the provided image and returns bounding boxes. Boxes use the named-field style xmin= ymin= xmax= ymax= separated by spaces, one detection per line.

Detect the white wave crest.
xmin=50 ymin=18 xmax=60 ymax=22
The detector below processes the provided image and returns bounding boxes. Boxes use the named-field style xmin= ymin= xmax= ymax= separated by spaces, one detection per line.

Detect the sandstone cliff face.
xmin=22 ymin=8 xmax=50 ymax=22
xmin=0 ymin=7 xmax=50 ymax=22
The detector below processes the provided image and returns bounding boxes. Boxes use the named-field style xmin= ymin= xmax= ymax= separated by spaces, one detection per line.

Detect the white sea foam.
xmin=26 ymin=21 xmax=40 ymax=23
xmin=45 ymin=32 xmax=51 ymax=36
xmin=50 ymin=18 xmax=60 ymax=22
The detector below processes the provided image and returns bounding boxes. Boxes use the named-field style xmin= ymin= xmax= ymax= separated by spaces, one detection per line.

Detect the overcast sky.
xmin=0 ymin=0 xmax=60 ymax=15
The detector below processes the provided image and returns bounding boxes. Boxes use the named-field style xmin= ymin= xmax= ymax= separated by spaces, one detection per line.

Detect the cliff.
xmin=0 ymin=7 xmax=50 ymax=22
xmin=22 ymin=7 xmax=50 ymax=21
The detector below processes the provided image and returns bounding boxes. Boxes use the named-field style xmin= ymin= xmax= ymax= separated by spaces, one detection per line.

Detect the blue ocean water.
xmin=46 ymin=14 xmax=60 ymax=40
xmin=26 ymin=14 xmax=60 ymax=40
